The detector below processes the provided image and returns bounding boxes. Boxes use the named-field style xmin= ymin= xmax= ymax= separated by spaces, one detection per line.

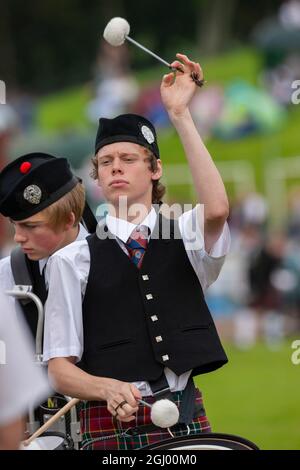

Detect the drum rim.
xmin=37 ymin=431 xmax=67 ymax=439
xmin=140 ymin=432 xmax=260 ymax=450
xmin=25 ymin=432 xmax=66 ymax=451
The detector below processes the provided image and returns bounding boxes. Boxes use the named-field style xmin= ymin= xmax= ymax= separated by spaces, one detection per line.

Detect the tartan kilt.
xmin=80 ymin=388 xmax=211 ymax=450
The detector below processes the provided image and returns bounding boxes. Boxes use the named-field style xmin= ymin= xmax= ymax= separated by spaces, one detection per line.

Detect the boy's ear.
xmin=65 ymin=212 xmax=76 ymax=229
xmin=151 ymin=159 xmax=162 ymax=181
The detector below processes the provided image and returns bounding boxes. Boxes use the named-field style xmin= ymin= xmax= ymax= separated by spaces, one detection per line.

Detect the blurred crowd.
xmin=206 ymin=190 xmax=300 ymax=348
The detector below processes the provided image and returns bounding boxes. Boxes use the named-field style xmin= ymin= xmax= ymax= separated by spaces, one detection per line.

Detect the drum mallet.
xmin=103 ymin=17 xmax=184 ymax=74
xmin=138 ymin=398 xmax=179 ymax=428
xmin=21 ymin=398 xmax=80 ymax=448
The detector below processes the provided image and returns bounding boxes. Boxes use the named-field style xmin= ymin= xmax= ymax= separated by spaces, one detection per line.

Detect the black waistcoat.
xmin=81 ymin=215 xmax=228 ymax=381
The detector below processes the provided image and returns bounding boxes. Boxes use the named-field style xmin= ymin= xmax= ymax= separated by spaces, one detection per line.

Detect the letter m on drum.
xmin=0 ymin=80 xmax=6 ymax=104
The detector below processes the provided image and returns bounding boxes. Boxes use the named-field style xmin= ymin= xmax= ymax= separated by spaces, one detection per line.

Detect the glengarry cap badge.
xmin=23 ymin=185 xmax=42 ymax=205
xmin=141 ymin=125 xmax=155 ymax=144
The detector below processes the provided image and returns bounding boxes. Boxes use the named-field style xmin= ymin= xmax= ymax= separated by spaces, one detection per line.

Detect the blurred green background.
xmin=1 ymin=0 xmax=300 ymax=450
xmin=196 ymin=341 xmax=300 ymax=450
xmin=9 ymin=46 xmax=300 ymax=213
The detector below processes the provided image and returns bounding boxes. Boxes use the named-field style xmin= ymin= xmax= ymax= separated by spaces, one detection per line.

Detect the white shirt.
xmin=43 ymin=207 xmax=231 ymax=396
xmin=0 ymin=290 xmax=50 ymax=424
xmin=0 ymin=224 xmax=88 ymax=343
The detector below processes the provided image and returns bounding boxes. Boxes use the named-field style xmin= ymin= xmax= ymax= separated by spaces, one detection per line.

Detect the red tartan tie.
xmin=126 ymin=227 xmax=149 ymax=269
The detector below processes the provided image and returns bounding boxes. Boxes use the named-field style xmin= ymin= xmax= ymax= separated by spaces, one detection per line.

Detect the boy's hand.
xmin=160 ymin=53 xmax=203 ymax=117
xmin=103 ymin=378 xmax=142 ymax=422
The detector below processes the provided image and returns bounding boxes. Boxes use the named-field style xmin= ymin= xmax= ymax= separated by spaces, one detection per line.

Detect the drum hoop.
xmin=24 ymin=432 xmax=65 ymax=451
xmin=34 ymin=431 xmax=74 ymax=450
xmin=140 ymin=432 xmax=259 ymax=450
xmin=38 ymin=431 xmax=67 ymax=439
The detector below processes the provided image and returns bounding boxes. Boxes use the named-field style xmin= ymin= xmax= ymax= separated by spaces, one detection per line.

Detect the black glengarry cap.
xmin=0 ymin=152 xmax=78 ymax=220
xmin=95 ymin=113 xmax=160 ymax=159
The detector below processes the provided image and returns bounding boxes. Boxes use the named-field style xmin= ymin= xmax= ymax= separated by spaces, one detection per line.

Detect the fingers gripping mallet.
xmin=103 ymin=17 xmax=204 ymax=86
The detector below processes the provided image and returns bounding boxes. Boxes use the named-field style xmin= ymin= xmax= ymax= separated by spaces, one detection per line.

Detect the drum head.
xmin=25 ymin=435 xmax=64 ymax=450
xmin=21 ymin=432 xmax=70 ymax=450
xmin=141 ymin=432 xmax=259 ymax=450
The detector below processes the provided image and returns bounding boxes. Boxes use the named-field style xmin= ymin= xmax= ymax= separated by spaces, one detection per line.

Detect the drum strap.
xmin=149 ymin=374 xmax=173 ymax=399
xmin=10 ymin=247 xmax=33 ymax=304
xmin=81 ymin=201 xmax=97 ymax=234
xmin=178 ymin=376 xmax=197 ymax=425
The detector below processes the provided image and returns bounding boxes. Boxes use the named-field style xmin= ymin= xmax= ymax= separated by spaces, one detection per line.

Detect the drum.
xmin=21 ymin=432 xmax=74 ymax=450
xmin=141 ymin=432 xmax=259 ymax=450
xmin=39 ymin=396 xmax=69 ymax=435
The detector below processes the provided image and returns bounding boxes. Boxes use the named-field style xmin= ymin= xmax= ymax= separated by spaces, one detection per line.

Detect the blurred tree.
xmin=0 ymin=0 xmax=125 ymax=93
xmin=196 ymin=0 xmax=284 ymax=55
xmin=101 ymin=0 xmax=125 ymax=19
xmin=0 ymin=1 xmax=17 ymax=88
xmin=196 ymin=0 xmax=238 ymax=55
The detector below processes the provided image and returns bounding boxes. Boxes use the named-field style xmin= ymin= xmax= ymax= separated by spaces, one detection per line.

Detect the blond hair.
xmin=42 ymin=182 xmax=85 ymax=231
xmin=91 ymin=148 xmax=165 ymax=204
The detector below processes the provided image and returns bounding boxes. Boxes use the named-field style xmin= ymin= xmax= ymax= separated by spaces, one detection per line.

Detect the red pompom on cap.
xmin=20 ymin=162 xmax=32 ymax=174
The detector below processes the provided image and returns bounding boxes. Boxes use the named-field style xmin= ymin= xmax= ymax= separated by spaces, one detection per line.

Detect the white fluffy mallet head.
xmin=103 ymin=17 xmax=130 ymax=47
xmin=150 ymin=399 xmax=180 ymax=428
xmin=103 ymin=17 xmax=178 ymax=71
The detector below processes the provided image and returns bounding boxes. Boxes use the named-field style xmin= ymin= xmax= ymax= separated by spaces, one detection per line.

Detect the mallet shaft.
xmin=138 ymin=398 xmax=152 ymax=409
xmin=126 ymin=36 xmax=181 ymax=72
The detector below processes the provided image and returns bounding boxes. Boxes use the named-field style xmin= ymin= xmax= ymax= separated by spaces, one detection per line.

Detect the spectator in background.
xmin=248 ymin=232 xmax=287 ymax=347
xmin=248 ymin=232 xmax=286 ymax=312
xmin=241 ymin=192 xmax=268 ymax=228
xmin=287 ymin=187 xmax=300 ymax=240
xmin=87 ymin=41 xmax=139 ymax=122
xmin=279 ymin=0 xmax=300 ymax=28
xmin=255 ymin=0 xmax=300 ymax=106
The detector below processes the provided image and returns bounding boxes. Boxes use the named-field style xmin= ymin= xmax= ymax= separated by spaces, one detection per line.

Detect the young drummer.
xmin=0 ymin=152 xmax=88 ymax=337
xmin=44 ymin=54 xmax=230 ymax=450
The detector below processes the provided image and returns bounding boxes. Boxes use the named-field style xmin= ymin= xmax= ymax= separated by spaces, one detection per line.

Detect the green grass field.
xmin=194 ymin=340 xmax=300 ymax=450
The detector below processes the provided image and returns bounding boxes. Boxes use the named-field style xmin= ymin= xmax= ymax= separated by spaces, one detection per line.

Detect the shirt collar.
xmin=39 ymin=223 xmax=88 ymax=274
xmin=106 ymin=206 xmax=157 ymax=243
xmin=77 ymin=223 xmax=89 ymax=241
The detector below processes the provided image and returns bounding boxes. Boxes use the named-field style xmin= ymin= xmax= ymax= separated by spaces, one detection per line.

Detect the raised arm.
xmin=160 ymin=53 xmax=229 ymax=253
